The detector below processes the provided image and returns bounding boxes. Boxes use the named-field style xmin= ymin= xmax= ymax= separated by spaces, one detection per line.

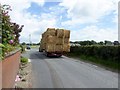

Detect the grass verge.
xmin=21 ymin=57 xmax=28 ymax=64
xmin=30 ymin=45 xmax=39 ymax=48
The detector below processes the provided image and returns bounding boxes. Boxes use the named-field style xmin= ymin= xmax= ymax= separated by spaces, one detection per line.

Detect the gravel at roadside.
xmin=15 ymin=62 xmax=32 ymax=88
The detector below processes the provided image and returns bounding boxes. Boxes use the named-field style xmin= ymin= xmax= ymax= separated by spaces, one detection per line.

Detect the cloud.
xmin=59 ymin=0 xmax=118 ymax=42
xmin=1 ymin=0 xmax=57 ymax=43
xmin=1 ymin=0 xmax=119 ymax=43
xmin=60 ymin=0 xmax=119 ymax=26
xmin=19 ymin=12 xmax=57 ymax=43
xmin=71 ymin=26 xmax=118 ymax=42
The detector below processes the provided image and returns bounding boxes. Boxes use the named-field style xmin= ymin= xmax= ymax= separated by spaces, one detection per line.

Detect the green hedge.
xmin=68 ymin=46 xmax=119 ymax=70
xmin=70 ymin=46 xmax=119 ymax=63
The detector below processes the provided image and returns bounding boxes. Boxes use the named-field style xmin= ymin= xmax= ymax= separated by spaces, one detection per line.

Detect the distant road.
xmin=22 ymin=48 xmax=118 ymax=88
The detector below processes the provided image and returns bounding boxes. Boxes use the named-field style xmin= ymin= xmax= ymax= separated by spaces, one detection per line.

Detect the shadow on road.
xmin=29 ymin=51 xmax=64 ymax=60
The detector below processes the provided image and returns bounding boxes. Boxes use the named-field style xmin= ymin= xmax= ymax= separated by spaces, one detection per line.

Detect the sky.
xmin=1 ymin=0 xmax=119 ymax=43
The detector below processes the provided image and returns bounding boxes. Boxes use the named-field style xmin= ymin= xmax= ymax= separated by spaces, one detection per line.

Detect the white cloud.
xmin=60 ymin=0 xmax=118 ymax=42
xmin=1 ymin=0 xmax=57 ymax=43
xmin=1 ymin=0 xmax=119 ymax=43
xmin=71 ymin=26 xmax=118 ymax=42
xmin=19 ymin=12 xmax=57 ymax=43
xmin=60 ymin=0 xmax=119 ymax=26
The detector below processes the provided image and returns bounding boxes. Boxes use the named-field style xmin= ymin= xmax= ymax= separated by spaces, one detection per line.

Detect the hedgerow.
xmin=70 ymin=46 xmax=119 ymax=62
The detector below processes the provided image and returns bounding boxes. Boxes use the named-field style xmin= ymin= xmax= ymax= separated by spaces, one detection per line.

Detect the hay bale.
xmin=42 ymin=34 xmax=46 ymax=41
xmin=40 ymin=44 xmax=44 ymax=50
xmin=43 ymin=32 xmax=48 ymax=39
xmin=40 ymin=28 xmax=70 ymax=52
xmin=46 ymin=28 xmax=56 ymax=36
xmin=40 ymin=37 xmax=47 ymax=50
xmin=46 ymin=35 xmax=56 ymax=43
xmin=46 ymin=43 xmax=55 ymax=52
xmin=41 ymin=42 xmax=46 ymax=50
xmin=55 ymin=45 xmax=63 ymax=52
xmin=56 ymin=29 xmax=64 ymax=38
xmin=64 ymin=38 xmax=69 ymax=44
xmin=56 ymin=37 xmax=64 ymax=45
xmin=47 ymin=28 xmax=55 ymax=31
xmin=64 ymin=30 xmax=70 ymax=38
xmin=63 ymin=44 xmax=70 ymax=52
xmin=41 ymin=37 xmax=46 ymax=44
xmin=42 ymin=33 xmax=45 ymax=38
xmin=42 ymin=32 xmax=47 ymax=38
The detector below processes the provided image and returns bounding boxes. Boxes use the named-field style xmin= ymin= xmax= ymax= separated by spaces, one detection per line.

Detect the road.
xmin=22 ymin=48 xmax=118 ymax=88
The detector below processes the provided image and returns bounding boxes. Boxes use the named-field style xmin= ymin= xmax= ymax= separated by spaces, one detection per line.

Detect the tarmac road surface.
xmin=22 ymin=48 xmax=118 ymax=88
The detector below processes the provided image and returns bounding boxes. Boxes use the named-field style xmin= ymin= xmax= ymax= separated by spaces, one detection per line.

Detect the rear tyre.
xmin=39 ymin=48 xmax=43 ymax=52
xmin=46 ymin=52 xmax=50 ymax=57
xmin=39 ymin=49 xmax=40 ymax=52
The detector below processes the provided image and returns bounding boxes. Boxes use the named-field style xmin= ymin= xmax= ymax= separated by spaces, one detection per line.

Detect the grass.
xmin=30 ymin=45 xmax=39 ymax=48
xmin=66 ymin=53 xmax=119 ymax=71
xmin=21 ymin=57 xmax=28 ymax=64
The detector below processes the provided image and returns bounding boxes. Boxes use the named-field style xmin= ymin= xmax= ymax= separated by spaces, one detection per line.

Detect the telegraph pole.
xmin=29 ymin=34 xmax=31 ymax=46
xmin=118 ymin=1 xmax=120 ymax=43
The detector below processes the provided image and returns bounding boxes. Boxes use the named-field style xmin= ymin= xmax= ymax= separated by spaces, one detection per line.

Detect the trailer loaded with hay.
xmin=39 ymin=28 xmax=70 ymax=57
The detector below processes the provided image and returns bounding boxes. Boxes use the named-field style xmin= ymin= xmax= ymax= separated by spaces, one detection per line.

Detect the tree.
xmin=11 ymin=23 xmax=24 ymax=45
xmin=104 ymin=40 xmax=112 ymax=45
xmin=91 ymin=40 xmax=97 ymax=45
xmin=36 ymin=42 xmax=40 ymax=45
xmin=98 ymin=41 xmax=104 ymax=45
xmin=79 ymin=40 xmax=96 ymax=46
xmin=21 ymin=42 xmax=26 ymax=45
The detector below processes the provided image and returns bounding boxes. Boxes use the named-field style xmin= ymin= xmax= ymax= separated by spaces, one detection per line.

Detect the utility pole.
xmin=29 ymin=34 xmax=31 ymax=46
xmin=118 ymin=1 xmax=120 ymax=43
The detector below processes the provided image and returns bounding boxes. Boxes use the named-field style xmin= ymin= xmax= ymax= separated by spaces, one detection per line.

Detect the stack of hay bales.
xmin=63 ymin=30 xmax=70 ymax=52
xmin=44 ymin=28 xmax=56 ymax=52
xmin=40 ymin=28 xmax=70 ymax=52
xmin=56 ymin=29 xmax=64 ymax=52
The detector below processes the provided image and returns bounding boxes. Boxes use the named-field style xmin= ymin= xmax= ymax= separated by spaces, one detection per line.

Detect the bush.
xmin=20 ymin=57 xmax=28 ymax=64
xmin=1 ymin=4 xmax=24 ymax=59
xmin=70 ymin=46 xmax=119 ymax=62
